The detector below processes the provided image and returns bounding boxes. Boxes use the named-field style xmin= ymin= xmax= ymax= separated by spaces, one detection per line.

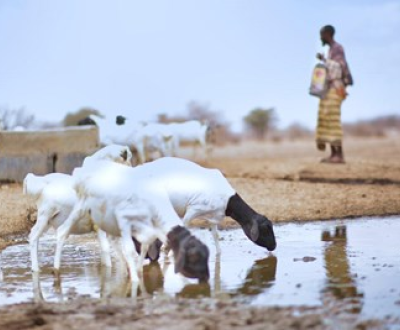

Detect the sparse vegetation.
xmin=0 ymin=107 xmax=35 ymax=130
xmin=343 ymin=115 xmax=400 ymax=137
xmin=243 ymin=108 xmax=277 ymax=140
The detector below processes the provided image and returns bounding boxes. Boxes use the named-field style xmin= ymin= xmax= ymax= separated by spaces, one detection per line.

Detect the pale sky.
xmin=1 ymin=0 xmax=399 ymax=131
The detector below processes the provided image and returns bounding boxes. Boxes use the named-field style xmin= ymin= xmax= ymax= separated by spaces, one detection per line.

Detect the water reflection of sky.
xmin=0 ymin=217 xmax=399 ymax=322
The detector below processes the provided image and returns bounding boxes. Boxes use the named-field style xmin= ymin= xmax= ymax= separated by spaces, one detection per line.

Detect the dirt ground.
xmin=0 ymin=297 xmax=390 ymax=330
xmin=0 ymin=137 xmax=399 ymax=329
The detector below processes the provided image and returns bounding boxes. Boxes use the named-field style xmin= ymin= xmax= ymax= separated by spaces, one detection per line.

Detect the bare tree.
xmin=0 ymin=107 xmax=35 ymax=130
xmin=186 ymin=101 xmax=222 ymax=126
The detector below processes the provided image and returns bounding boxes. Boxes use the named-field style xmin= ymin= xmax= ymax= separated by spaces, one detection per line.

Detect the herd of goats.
xmin=78 ymin=115 xmax=213 ymax=163
xmin=20 ymin=115 xmax=276 ymax=295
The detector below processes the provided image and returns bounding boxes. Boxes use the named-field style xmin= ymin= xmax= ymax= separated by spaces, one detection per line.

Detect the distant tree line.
xmin=343 ymin=115 xmax=400 ymax=137
xmin=3 ymin=104 xmax=398 ymax=140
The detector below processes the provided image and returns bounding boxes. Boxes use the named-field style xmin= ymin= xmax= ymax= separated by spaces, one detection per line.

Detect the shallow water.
xmin=0 ymin=217 xmax=400 ymax=323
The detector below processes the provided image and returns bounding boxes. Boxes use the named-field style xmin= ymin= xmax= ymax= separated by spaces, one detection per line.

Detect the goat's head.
xmin=167 ymin=226 xmax=210 ymax=282
xmin=132 ymin=237 xmax=163 ymax=262
xmin=118 ymin=147 xmax=133 ymax=166
xmin=116 ymin=115 xmax=127 ymax=125
xmin=225 ymin=193 xmax=277 ymax=251
xmin=77 ymin=117 xmax=97 ymax=126
xmin=252 ymin=214 xmax=276 ymax=251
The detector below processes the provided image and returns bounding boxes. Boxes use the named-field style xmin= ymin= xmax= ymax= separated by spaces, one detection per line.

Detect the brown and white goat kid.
xmin=55 ymin=160 xmax=210 ymax=284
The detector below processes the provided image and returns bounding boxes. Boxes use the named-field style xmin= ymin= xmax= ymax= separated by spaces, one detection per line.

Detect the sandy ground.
xmin=2 ymin=137 xmax=399 ymax=243
xmin=205 ymin=137 xmax=400 ymax=223
xmin=0 ymin=137 xmax=399 ymax=329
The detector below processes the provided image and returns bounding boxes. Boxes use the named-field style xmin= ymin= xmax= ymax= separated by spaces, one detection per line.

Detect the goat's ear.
xmin=249 ymin=221 xmax=259 ymax=241
xmin=174 ymin=248 xmax=185 ymax=274
xmin=120 ymin=149 xmax=128 ymax=161
xmin=148 ymin=241 xmax=161 ymax=261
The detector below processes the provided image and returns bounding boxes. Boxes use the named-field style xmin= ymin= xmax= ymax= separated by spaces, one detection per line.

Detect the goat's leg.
xmin=0 ymin=253 xmax=3 ymax=282
xmin=192 ymin=143 xmax=198 ymax=159
xmin=29 ymin=211 xmax=49 ymax=272
xmin=183 ymin=210 xmax=221 ymax=255
xmin=111 ymin=237 xmax=128 ymax=275
xmin=119 ymin=229 xmax=140 ymax=299
xmin=97 ymin=229 xmax=112 ymax=268
xmin=214 ymin=253 xmax=221 ymax=295
xmin=198 ymin=135 xmax=210 ymax=160
xmin=158 ymin=140 xmax=167 ymax=158
xmin=211 ymin=224 xmax=221 ymax=255
xmin=54 ymin=203 xmax=83 ymax=274
xmin=204 ymin=140 xmax=212 ymax=159
xmin=100 ymin=265 xmax=113 ymax=298
xmin=172 ymin=137 xmax=179 ymax=157
xmin=138 ymin=275 xmax=149 ymax=297
xmin=119 ymin=228 xmax=139 ymax=283
xmin=165 ymin=139 xmax=174 ymax=157
xmin=53 ymin=275 xmax=64 ymax=302
xmin=138 ymin=243 xmax=149 ymax=272
xmin=32 ymin=271 xmax=44 ymax=302
xmin=135 ymin=143 xmax=146 ymax=164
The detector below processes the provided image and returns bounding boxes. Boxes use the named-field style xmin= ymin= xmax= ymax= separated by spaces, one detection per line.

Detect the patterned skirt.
xmin=316 ymin=88 xmax=344 ymax=147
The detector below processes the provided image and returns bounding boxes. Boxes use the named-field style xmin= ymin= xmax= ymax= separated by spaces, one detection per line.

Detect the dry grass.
xmin=0 ymin=184 xmax=35 ymax=249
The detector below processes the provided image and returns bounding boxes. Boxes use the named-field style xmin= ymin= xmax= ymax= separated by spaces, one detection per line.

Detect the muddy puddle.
xmin=0 ymin=217 xmax=400 ymax=324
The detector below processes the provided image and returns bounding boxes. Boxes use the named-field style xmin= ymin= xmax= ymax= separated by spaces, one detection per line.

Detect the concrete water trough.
xmin=0 ymin=126 xmax=99 ymax=182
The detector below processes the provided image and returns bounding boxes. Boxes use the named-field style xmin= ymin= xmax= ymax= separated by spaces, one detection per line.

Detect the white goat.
xmin=168 ymin=120 xmax=210 ymax=157
xmin=129 ymin=123 xmax=172 ymax=164
xmin=89 ymin=115 xmax=172 ymax=164
xmin=138 ymin=123 xmax=178 ymax=159
xmin=24 ymin=145 xmax=133 ymax=273
xmin=54 ymin=160 xmax=210 ymax=284
xmin=88 ymin=114 xmax=139 ymax=146
xmin=132 ymin=157 xmax=277 ymax=255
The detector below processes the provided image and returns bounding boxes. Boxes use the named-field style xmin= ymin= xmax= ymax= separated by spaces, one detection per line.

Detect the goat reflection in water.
xmin=177 ymin=255 xmax=277 ymax=299
xmin=322 ymin=225 xmax=363 ymax=314
xmin=31 ymin=255 xmax=277 ymax=302
xmin=31 ymin=262 xmax=164 ymax=302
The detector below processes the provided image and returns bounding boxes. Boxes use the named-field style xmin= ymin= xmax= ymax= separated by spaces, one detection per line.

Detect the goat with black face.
xmin=130 ymin=157 xmax=277 ymax=262
xmin=225 ymin=194 xmax=276 ymax=251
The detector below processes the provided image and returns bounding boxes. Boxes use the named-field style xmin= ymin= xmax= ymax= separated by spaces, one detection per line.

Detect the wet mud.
xmin=0 ymin=217 xmax=399 ymax=329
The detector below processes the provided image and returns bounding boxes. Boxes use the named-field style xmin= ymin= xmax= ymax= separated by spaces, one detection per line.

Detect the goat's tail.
xmin=23 ymin=173 xmax=46 ymax=197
